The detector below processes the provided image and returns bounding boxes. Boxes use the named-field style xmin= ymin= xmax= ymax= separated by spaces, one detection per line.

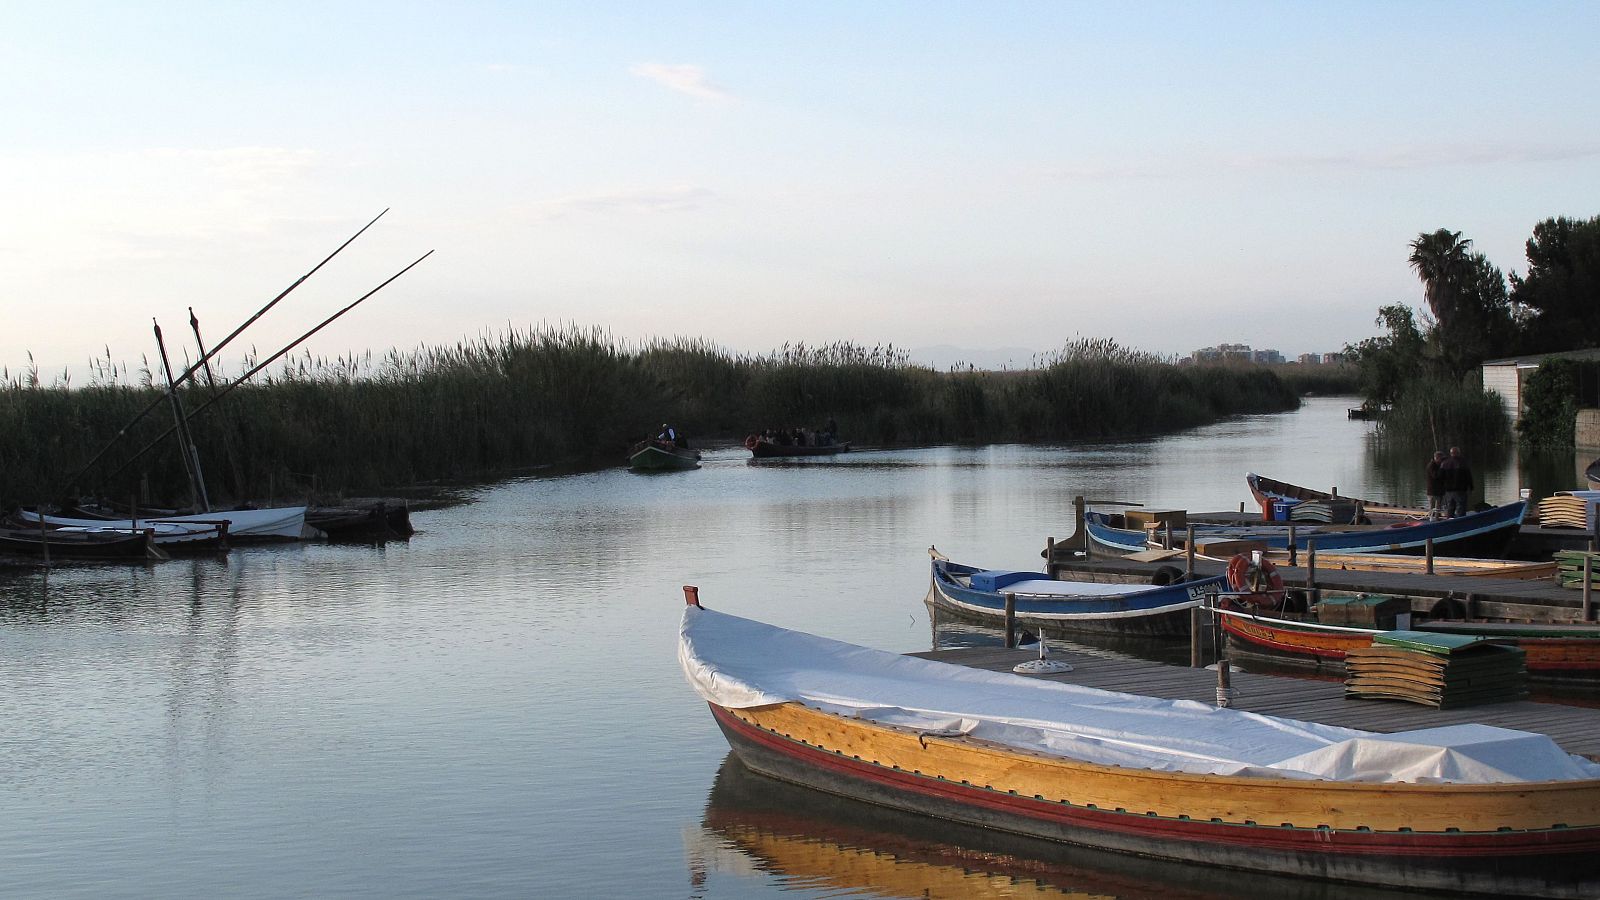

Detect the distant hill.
xmin=908 ymin=344 xmax=1042 ymax=372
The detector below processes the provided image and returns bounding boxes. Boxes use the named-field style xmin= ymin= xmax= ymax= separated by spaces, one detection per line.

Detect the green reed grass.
xmin=1377 ymin=374 xmax=1510 ymax=448
xmin=0 ymin=328 xmax=1299 ymax=508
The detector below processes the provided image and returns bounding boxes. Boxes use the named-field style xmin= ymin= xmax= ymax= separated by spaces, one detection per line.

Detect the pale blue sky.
xmin=4 ymin=2 xmax=1598 ymax=378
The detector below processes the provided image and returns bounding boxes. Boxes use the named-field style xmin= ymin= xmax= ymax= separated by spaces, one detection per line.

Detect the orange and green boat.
xmin=1219 ymin=608 xmax=1600 ymax=685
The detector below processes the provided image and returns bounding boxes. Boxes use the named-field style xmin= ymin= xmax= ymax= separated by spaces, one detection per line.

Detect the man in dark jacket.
xmin=1440 ymin=446 xmax=1474 ymax=518
xmin=1425 ymin=450 xmax=1446 ymax=518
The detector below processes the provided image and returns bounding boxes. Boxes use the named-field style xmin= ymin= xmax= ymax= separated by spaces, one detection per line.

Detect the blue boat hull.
xmin=1085 ymin=501 xmax=1527 ymax=556
xmin=927 ymin=558 xmax=1224 ymax=638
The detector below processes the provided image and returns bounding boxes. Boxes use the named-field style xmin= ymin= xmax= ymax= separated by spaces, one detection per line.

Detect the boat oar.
xmin=101 ymin=250 xmax=434 ymax=483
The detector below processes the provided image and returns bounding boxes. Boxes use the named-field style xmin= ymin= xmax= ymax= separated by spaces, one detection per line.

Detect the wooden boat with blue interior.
xmin=680 ymin=587 xmax=1600 ymax=897
xmin=1246 ymin=472 xmax=1423 ymax=520
xmin=926 ymin=548 xmax=1222 ymax=638
xmin=1085 ymin=499 xmax=1526 ymax=558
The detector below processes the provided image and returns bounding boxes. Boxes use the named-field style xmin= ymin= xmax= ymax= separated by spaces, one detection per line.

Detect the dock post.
xmin=1216 ymin=659 xmax=1233 ymax=707
xmin=1583 ymin=570 xmax=1593 ymax=622
xmin=1425 ymin=538 xmax=1435 ymax=575
xmin=1163 ymin=521 xmax=1173 ymax=551
xmin=1045 ymin=536 xmax=1057 ymax=579
xmin=1288 ymin=526 xmax=1297 ymax=568
xmin=35 ymin=504 xmax=50 ymax=567
xmin=1239 ymin=501 xmax=1245 ymax=514
xmin=1075 ymin=496 xmax=1092 ymax=561
xmin=1185 ymin=526 xmax=1195 ymax=578
xmin=1190 ymin=603 xmax=1203 ymax=668
xmin=1004 ymin=593 xmax=1016 ymax=649
xmin=1306 ymin=539 xmax=1318 ymax=604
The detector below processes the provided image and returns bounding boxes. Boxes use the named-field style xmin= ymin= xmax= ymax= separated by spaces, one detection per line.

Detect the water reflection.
xmin=4 ymin=395 xmax=1592 ymax=898
xmin=693 ymin=756 xmax=1414 ymax=900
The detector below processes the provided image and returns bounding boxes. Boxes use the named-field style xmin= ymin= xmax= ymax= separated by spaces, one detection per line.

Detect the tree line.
xmin=1344 ymin=214 xmax=1600 ymax=446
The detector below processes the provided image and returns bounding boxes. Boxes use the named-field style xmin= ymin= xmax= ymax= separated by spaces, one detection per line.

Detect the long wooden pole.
xmin=105 ymin=251 xmax=434 ymax=482
xmin=154 ymin=320 xmax=206 ymax=511
xmin=62 ymin=209 xmax=390 ymax=492
xmin=190 ymin=306 xmax=246 ymax=500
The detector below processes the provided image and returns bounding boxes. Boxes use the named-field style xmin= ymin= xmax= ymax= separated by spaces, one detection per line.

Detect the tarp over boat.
xmin=680 ymin=606 xmax=1600 ymax=785
xmin=17 ymin=506 xmax=307 ymax=541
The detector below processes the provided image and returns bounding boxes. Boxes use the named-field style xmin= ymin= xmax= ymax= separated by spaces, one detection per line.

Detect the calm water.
xmin=0 ymin=397 xmax=1575 ymax=899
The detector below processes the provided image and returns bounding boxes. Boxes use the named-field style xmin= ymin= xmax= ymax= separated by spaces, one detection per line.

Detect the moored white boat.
xmin=17 ymin=506 xmax=306 ymax=543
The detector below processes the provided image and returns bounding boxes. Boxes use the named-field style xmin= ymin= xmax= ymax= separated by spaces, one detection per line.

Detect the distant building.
xmin=1189 ymin=344 xmax=1283 ymax=365
xmin=1321 ymin=352 xmax=1344 ymax=365
xmin=1297 ymin=353 xmax=1321 ymax=365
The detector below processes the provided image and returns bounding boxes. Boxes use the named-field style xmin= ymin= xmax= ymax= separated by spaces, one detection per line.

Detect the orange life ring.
xmin=744 ymin=434 xmax=760 ymax=451
xmin=1226 ymin=553 xmax=1285 ymax=608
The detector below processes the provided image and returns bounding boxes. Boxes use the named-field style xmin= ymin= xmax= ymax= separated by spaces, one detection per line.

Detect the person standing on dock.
xmin=1425 ymin=449 xmax=1447 ymax=518
xmin=1441 ymin=446 xmax=1473 ymax=518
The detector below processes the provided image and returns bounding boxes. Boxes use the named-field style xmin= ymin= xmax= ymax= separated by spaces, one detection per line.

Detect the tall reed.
xmin=0 ymin=329 xmax=1299 ymax=508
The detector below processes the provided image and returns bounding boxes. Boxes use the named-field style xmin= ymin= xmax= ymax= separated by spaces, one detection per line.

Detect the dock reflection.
xmin=694 ymin=755 xmax=1413 ymax=900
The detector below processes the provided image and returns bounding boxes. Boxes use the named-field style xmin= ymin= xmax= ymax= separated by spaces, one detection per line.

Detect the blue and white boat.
xmin=1084 ymin=500 xmax=1527 ymax=557
xmin=927 ymin=553 xmax=1224 ymax=638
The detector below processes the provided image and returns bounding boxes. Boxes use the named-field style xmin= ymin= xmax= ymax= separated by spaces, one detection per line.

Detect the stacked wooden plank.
xmin=1344 ymin=631 xmax=1527 ymax=708
xmin=1556 ymin=550 xmax=1600 ymax=590
xmin=1289 ymin=499 xmax=1360 ymax=524
xmin=1536 ymin=491 xmax=1600 ymax=529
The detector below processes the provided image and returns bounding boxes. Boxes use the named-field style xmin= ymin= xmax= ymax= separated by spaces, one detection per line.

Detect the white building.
xmin=1480 ymin=348 xmax=1600 ymax=424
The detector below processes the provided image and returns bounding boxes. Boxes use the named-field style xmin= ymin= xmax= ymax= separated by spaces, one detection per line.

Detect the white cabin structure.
xmin=1481 ymin=348 xmax=1600 ymax=424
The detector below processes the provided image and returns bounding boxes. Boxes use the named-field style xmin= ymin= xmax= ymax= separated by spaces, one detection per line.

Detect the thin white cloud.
xmin=629 ymin=63 xmax=731 ymax=101
xmin=1047 ymin=142 xmax=1600 ymax=181
xmin=532 ymin=186 xmax=719 ymax=219
xmin=146 ymin=146 xmax=319 ymax=186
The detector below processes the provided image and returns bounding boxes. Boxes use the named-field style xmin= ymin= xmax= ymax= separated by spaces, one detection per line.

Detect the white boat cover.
xmin=681 ymin=606 xmax=1600 ymax=785
xmin=19 ymin=507 xmax=307 ymax=540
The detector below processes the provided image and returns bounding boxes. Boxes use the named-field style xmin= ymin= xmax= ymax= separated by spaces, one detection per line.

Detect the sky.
xmin=3 ymin=1 xmax=1599 ymax=382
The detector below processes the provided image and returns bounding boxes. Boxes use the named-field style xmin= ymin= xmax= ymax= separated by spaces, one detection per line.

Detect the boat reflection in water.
xmin=691 ymin=756 xmax=1414 ymax=900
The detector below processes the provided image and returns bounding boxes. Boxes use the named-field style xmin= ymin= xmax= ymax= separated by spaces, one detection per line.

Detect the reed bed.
xmin=1376 ymin=374 xmax=1511 ymax=449
xmin=0 ymin=328 xmax=1298 ymax=508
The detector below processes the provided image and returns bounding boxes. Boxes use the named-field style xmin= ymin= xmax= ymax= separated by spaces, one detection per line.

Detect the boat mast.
xmin=153 ymin=319 xmax=210 ymax=512
xmin=103 ymin=250 xmax=435 ymax=483
xmin=189 ymin=306 xmax=246 ymax=502
xmin=61 ymin=209 xmax=389 ymax=495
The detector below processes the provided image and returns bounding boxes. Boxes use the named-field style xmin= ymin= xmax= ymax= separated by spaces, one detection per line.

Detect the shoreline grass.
xmin=1 ymin=328 xmax=1300 ymax=508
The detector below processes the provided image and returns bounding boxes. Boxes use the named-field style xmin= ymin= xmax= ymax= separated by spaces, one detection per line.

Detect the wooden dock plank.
xmin=912 ymin=646 xmax=1600 ymax=759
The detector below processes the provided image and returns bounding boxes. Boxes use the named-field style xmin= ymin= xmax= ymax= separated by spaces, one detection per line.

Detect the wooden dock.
xmin=912 ymin=645 xmax=1600 ymax=760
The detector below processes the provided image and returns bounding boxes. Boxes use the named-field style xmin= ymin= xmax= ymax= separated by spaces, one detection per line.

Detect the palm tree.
xmin=1408 ymin=229 xmax=1472 ymax=323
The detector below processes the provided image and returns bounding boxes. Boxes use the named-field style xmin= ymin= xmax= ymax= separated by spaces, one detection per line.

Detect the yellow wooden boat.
xmin=680 ymin=588 xmax=1600 ymax=897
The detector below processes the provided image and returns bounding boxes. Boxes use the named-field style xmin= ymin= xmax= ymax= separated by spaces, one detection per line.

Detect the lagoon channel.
xmin=0 ymin=396 xmax=1552 ymax=899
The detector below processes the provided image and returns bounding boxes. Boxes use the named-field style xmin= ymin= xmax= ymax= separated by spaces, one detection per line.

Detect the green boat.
xmin=628 ymin=440 xmax=700 ymax=471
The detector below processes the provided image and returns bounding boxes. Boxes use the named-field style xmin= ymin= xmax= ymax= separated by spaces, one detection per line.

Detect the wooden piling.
xmin=1425 ymin=537 xmax=1435 ymax=575
xmin=1216 ymin=659 xmax=1232 ymax=707
xmin=1306 ymin=539 xmax=1318 ymax=604
xmin=1185 ymin=526 xmax=1195 ymax=578
xmin=1584 ymin=574 xmax=1593 ymax=623
xmin=1045 ymin=536 xmax=1057 ymax=579
xmin=1190 ymin=606 xmax=1203 ymax=668
xmin=1163 ymin=521 xmax=1173 ymax=551
xmin=1004 ymin=593 xmax=1016 ymax=649
xmin=1288 ymin=526 xmax=1297 ymax=567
